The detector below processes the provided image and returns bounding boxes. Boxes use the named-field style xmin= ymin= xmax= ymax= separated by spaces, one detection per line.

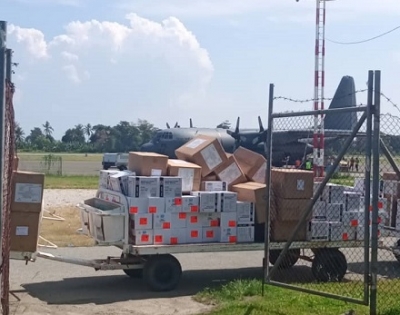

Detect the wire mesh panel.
xmin=1 ymin=77 xmax=16 ymax=315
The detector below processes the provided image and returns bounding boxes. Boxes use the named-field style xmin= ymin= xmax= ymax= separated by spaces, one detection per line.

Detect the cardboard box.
xmin=201 ymin=181 xmax=228 ymax=192
xmin=132 ymin=229 xmax=153 ymax=245
xmin=159 ymin=176 xmax=182 ymax=198
xmin=383 ymin=172 xmax=399 ymax=181
xmin=153 ymin=229 xmax=171 ymax=245
xmin=109 ymin=171 xmax=133 ymax=195
xmin=344 ymin=192 xmax=362 ymax=212
xmin=313 ymin=200 xmax=327 ymax=219
xmin=10 ymin=211 xmax=42 ymax=252
xmin=201 ymin=213 xmax=220 ymax=227
xmin=181 ymin=196 xmax=199 ymax=212
xmin=128 ymin=176 xmax=160 ymax=198
xmin=217 ymin=192 xmax=237 ymax=212
xmin=328 ymin=221 xmax=345 ymax=241
xmin=170 ymin=228 xmax=187 ymax=244
xmin=99 ymin=170 xmax=119 ymax=189
xmin=11 ymin=171 xmax=45 ymax=213
xmin=165 ymin=197 xmax=183 ymax=213
xmin=148 ymin=197 xmax=165 ymax=214
xmin=153 ymin=213 xmax=172 ymax=229
xmin=236 ymin=201 xmax=255 ymax=225
xmin=220 ymin=212 xmax=237 ymax=228
xmin=187 ymin=213 xmax=203 ymax=228
xmin=175 ymin=135 xmax=228 ymax=177
xmin=237 ymin=224 xmax=255 ymax=243
xmin=128 ymin=152 xmax=168 ymax=176
xmin=167 ymin=159 xmax=202 ymax=192
xmin=202 ymin=174 xmax=218 ymax=181
xmin=270 ymin=220 xmax=308 ymax=242
xmin=13 ymin=156 xmax=19 ymax=171
xmin=273 ymin=198 xmax=312 ymax=221
xmin=271 ymin=169 xmax=313 ymax=199
xmin=233 ymin=146 xmax=267 ymax=183
xmin=128 ymin=197 xmax=148 ymax=214
xmin=171 ymin=213 xmax=187 ymax=228
xmin=323 ymin=183 xmax=347 ymax=204
xmin=220 ymin=227 xmax=237 ymax=243
xmin=307 ymin=220 xmax=329 ymax=241
xmin=214 ymin=155 xmax=247 ymax=188
xmin=326 ymin=203 xmax=344 ymax=222
xmin=231 ymin=182 xmax=268 ymax=224
xmin=186 ymin=228 xmax=202 ymax=243
xmin=191 ymin=191 xmax=219 ymax=212
xmin=202 ymin=227 xmax=220 ymax=243
xmin=130 ymin=213 xmax=152 ymax=230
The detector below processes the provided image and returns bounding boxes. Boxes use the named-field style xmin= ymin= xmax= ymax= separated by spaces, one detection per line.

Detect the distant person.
xmin=295 ymin=159 xmax=301 ymax=168
xmin=350 ymin=157 xmax=355 ymax=171
xmin=355 ymin=157 xmax=359 ymax=172
xmin=305 ymin=159 xmax=312 ymax=170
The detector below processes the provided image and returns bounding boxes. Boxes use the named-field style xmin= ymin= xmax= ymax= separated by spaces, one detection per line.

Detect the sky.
xmin=1 ymin=0 xmax=400 ymax=139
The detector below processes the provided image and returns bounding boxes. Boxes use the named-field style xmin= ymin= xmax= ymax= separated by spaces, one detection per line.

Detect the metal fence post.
xmin=0 ymin=21 xmax=7 ymax=261
xmin=363 ymin=70 xmax=374 ymax=305
xmin=370 ymin=70 xmax=381 ymax=315
xmin=262 ymin=83 xmax=274 ymax=294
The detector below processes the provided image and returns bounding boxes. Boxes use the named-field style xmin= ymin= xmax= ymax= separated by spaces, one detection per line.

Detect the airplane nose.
xmin=140 ymin=142 xmax=154 ymax=152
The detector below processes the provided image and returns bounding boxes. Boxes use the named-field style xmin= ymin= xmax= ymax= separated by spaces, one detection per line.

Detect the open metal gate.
xmin=262 ymin=70 xmax=382 ymax=314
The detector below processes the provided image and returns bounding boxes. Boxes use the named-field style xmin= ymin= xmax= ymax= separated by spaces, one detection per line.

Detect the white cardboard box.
xmin=109 ymin=172 xmax=131 ymax=195
xmin=202 ymin=227 xmax=220 ymax=243
xmin=99 ymin=170 xmax=119 ymax=189
xmin=237 ymin=224 xmax=254 ymax=243
xmin=128 ymin=197 xmax=148 ymax=214
xmin=326 ymin=203 xmax=344 ymax=222
xmin=128 ymin=176 xmax=160 ymax=198
xmin=313 ymin=200 xmax=327 ymax=219
xmin=153 ymin=213 xmax=172 ymax=229
xmin=132 ymin=229 xmax=153 ymax=245
xmin=165 ymin=197 xmax=183 ymax=213
xmin=342 ymin=210 xmax=364 ymax=227
xmin=159 ymin=176 xmax=182 ymax=198
xmin=171 ymin=213 xmax=187 ymax=229
xmin=220 ymin=227 xmax=237 ymax=243
xmin=220 ymin=212 xmax=237 ymax=228
xmin=170 ymin=228 xmax=187 ymax=244
xmin=202 ymin=181 xmax=228 ymax=192
xmin=131 ymin=213 xmax=152 ymax=230
xmin=181 ymin=195 xmax=199 ymax=213
xmin=217 ymin=192 xmax=237 ymax=212
xmin=153 ymin=229 xmax=171 ymax=245
xmin=201 ymin=213 xmax=220 ymax=227
xmin=323 ymin=184 xmax=347 ymax=203
xmin=236 ymin=201 xmax=255 ymax=225
xmin=186 ymin=228 xmax=202 ymax=243
xmin=307 ymin=220 xmax=329 ymax=241
xmin=344 ymin=192 xmax=362 ymax=212
xmin=192 ymin=191 xmax=219 ymax=212
xmin=148 ymin=197 xmax=165 ymax=214
xmin=186 ymin=213 xmax=203 ymax=228
xmin=328 ymin=221 xmax=345 ymax=241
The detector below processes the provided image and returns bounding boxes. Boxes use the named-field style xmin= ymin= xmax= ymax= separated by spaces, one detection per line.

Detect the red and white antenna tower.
xmin=312 ymin=0 xmax=333 ymax=177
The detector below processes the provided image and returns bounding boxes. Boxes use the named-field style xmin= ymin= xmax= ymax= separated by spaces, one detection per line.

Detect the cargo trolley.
xmin=10 ymin=188 xmax=393 ymax=292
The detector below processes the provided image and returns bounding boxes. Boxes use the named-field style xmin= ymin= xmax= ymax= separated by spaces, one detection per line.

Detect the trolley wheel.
xmin=118 ymin=165 xmax=127 ymax=171
xmin=143 ymin=254 xmax=182 ymax=292
xmin=120 ymin=253 xmax=144 ymax=278
xmin=311 ymin=249 xmax=347 ymax=282
xmin=269 ymin=249 xmax=300 ymax=269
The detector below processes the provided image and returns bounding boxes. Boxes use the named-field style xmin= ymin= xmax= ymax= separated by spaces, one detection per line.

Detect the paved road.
xmin=9 ymin=243 xmax=400 ymax=315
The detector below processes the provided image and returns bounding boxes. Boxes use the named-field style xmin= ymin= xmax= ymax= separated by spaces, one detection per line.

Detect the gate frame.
xmin=263 ymin=70 xmax=381 ymax=314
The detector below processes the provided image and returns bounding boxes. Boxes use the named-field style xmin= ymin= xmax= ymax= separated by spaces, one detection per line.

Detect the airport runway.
xmin=18 ymin=160 xmax=102 ymax=176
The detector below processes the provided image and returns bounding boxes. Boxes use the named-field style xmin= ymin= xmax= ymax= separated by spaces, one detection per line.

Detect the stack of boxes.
xmin=10 ymin=171 xmax=45 ymax=253
xmin=310 ymin=181 xmax=388 ymax=241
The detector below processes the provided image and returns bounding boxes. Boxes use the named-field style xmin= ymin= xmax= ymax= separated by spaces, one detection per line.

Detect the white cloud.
xmin=7 ymin=13 xmax=214 ymax=136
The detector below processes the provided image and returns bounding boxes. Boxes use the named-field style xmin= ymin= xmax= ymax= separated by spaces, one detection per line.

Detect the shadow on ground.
xmin=19 ymin=265 xmax=318 ymax=305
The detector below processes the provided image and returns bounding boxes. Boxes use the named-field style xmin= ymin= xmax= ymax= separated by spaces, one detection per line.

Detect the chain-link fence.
xmin=262 ymin=70 xmax=400 ymax=315
xmin=18 ymin=154 xmax=62 ymax=175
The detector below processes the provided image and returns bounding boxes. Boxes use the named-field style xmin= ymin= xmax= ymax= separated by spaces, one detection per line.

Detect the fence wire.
xmin=1 ymin=78 xmax=16 ymax=315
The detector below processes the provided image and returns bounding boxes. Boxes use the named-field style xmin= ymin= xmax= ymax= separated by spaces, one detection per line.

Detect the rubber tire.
xmin=269 ymin=249 xmax=300 ymax=269
xmin=311 ymin=249 xmax=347 ymax=282
xmin=121 ymin=254 xmax=143 ymax=279
xmin=118 ymin=165 xmax=127 ymax=171
xmin=143 ymin=254 xmax=182 ymax=292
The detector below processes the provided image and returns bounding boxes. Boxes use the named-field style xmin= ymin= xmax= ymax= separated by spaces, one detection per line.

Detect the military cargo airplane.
xmin=140 ymin=76 xmax=359 ymax=166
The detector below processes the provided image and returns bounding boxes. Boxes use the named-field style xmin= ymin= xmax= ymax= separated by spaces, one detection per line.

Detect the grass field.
xmin=40 ymin=206 xmax=95 ymax=247
xmin=18 ymin=152 xmax=103 ymax=162
xmin=44 ymin=175 xmax=98 ymax=189
xmin=195 ymin=279 xmax=400 ymax=315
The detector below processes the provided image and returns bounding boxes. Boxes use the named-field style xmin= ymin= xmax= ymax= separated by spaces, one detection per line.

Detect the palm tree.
xmin=14 ymin=122 xmax=25 ymax=146
xmin=84 ymin=123 xmax=92 ymax=142
xmin=42 ymin=121 xmax=54 ymax=140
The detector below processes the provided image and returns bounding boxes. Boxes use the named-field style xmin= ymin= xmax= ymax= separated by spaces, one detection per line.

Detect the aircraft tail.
xmin=324 ymin=76 xmax=357 ymax=130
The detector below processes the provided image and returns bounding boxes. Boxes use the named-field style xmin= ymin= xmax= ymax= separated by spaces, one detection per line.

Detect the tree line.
xmin=15 ymin=120 xmax=232 ymax=153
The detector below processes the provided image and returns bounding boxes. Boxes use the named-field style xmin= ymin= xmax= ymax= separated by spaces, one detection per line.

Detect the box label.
xmin=200 ymin=144 xmax=222 ymax=170
xmin=297 ymin=179 xmax=305 ymax=191
xmin=186 ymin=138 xmax=206 ymax=149
xmin=15 ymin=183 xmax=42 ymax=203
xmin=178 ymin=168 xmax=195 ymax=191
xmin=16 ymin=226 xmax=29 ymax=236
xmin=218 ymin=163 xmax=241 ymax=185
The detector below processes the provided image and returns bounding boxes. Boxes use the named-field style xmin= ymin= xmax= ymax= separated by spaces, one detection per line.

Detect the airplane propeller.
xmin=190 ymin=118 xmax=193 ymax=128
